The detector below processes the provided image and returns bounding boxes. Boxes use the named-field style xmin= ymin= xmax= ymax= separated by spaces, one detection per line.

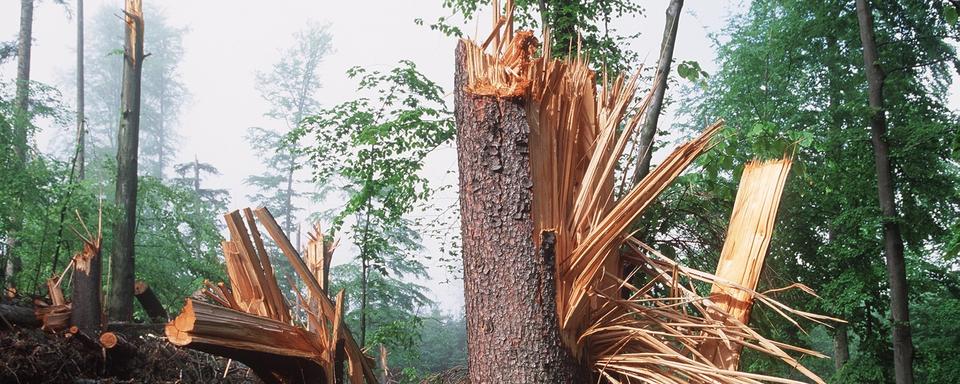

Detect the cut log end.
xmin=164 ymin=299 xmax=196 ymax=346
xmin=100 ymin=332 xmax=119 ymax=349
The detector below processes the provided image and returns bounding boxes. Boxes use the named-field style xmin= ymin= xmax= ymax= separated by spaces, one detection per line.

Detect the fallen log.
xmin=134 ymin=281 xmax=168 ymax=322
xmin=166 ymin=299 xmax=327 ymax=384
xmin=100 ymin=331 xmax=135 ymax=353
xmin=0 ymin=303 xmax=40 ymax=328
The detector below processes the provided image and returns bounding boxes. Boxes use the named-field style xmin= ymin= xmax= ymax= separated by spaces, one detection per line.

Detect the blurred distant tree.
xmin=82 ymin=5 xmax=187 ymax=181
xmin=246 ymin=23 xmax=332 ymax=237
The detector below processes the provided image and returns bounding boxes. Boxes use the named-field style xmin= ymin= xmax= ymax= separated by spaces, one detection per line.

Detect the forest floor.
xmin=0 ymin=314 xmax=259 ymax=384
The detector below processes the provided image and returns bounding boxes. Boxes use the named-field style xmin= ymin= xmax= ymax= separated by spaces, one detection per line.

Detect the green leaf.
xmin=946 ymin=5 xmax=958 ymax=26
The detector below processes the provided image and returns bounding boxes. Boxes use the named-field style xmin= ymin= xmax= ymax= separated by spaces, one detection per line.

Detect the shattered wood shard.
xmin=455 ymin=2 xmax=841 ymax=383
xmin=166 ymin=207 xmax=376 ymax=384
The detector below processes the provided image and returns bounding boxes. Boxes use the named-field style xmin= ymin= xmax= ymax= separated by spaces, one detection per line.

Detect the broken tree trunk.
xmin=168 ymin=207 xmax=376 ymax=383
xmin=454 ymin=40 xmax=587 ymax=383
xmin=71 ymin=236 xmax=102 ymax=333
xmin=109 ymin=0 xmax=145 ymax=322
xmin=38 ymin=277 xmax=70 ymax=332
xmin=166 ymin=299 xmax=326 ymax=365
xmin=698 ymin=158 xmax=792 ymax=370
xmin=134 ymin=281 xmax=167 ymax=323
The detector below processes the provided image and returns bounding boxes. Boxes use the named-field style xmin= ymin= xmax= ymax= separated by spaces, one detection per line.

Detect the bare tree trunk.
xmin=13 ymin=0 xmax=33 ymax=163
xmin=109 ymin=0 xmax=145 ymax=322
xmin=632 ymin=0 xmax=683 ymax=185
xmin=855 ymin=1 xmax=913 ymax=383
xmin=5 ymin=0 xmax=35 ymax=294
xmin=454 ymin=41 xmax=587 ymax=383
xmin=833 ymin=324 xmax=849 ymax=372
xmin=157 ymin=70 xmax=166 ymax=179
xmin=75 ymin=0 xmax=85 ymax=180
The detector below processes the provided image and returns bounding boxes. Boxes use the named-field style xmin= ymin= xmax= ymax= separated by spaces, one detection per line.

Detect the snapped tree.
xmin=109 ymin=0 xmax=144 ymax=321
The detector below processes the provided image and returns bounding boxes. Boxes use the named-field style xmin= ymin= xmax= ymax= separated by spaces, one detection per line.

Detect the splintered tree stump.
xmin=453 ymin=41 xmax=586 ymax=383
xmin=134 ymin=281 xmax=168 ymax=322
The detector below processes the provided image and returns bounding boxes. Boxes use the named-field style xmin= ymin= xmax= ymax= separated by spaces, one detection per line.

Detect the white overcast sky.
xmin=2 ymin=0 xmax=955 ymax=312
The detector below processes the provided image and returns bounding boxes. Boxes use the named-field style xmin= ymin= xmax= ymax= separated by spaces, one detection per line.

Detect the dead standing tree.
xmin=109 ymin=0 xmax=145 ymax=321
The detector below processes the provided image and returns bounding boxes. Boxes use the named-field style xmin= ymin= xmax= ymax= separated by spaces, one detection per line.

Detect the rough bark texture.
xmin=109 ymin=0 xmax=145 ymax=322
xmin=70 ymin=244 xmax=102 ymax=333
xmin=633 ymin=0 xmax=683 ymax=185
xmin=855 ymin=1 xmax=913 ymax=383
xmin=454 ymin=41 xmax=586 ymax=384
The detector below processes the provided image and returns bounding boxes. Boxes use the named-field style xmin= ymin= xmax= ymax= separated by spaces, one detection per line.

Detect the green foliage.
xmin=660 ymin=0 xmax=960 ymax=381
xmin=246 ymin=23 xmax=331 ymax=237
xmin=292 ymin=60 xmax=455 ymax=376
xmin=134 ymin=175 xmax=226 ymax=312
xmin=427 ymin=0 xmax=644 ymax=74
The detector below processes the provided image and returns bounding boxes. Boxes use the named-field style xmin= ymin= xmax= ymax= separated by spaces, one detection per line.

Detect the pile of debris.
xmin=165 ymin=207 xmax=376 ymax=384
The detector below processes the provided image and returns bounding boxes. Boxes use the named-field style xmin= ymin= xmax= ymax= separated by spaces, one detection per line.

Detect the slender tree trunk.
xmin=75 ymin=0 xmax=85 ymax=180
xmin=359 ymin=252 xmax=367 ymax=346
xmin=109 ymin=0 xmax=145 ymax=322
xmin=834 ymin=324 xmax=850 ymax=372
xmin=158 ymin=70 xmax=166 ymax=179
xmin=633 ymin=0 xmax=683 ymax=185
xmin=13 ymin=0 xmax=33 ymax=163
xmin=5 ymin=0 xmax=35 ymax=293
xmin=454 ymin=41 xmax=587 ymax=383
xmin=855 ymin=1 xmax=914 ymax=383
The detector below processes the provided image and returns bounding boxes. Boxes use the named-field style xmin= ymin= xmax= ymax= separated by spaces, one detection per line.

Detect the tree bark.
xmin=5 ymin=0 xmax=35 ymax=295
xmin=632 ymin=0 xmax=683 ymax=185
xmin=75 ymin=0 xmax=85 ymax=180
xmin=454 ymin=41 xmax=587 ymax=383
xmin=70 ymin=241 xmax=102 ymax=333
xmin=109 ymin=0 xmax=145 ymax=322
xmin=855 ymin=1 xmax=914 ymax=383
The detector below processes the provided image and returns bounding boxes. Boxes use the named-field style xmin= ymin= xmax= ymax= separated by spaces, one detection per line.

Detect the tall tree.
xmin=74 ymin=0 xmax=85 ymax=180
xmin=855 ymin=0 xmax=913 ymax=382
xmin=247 ymin=23 xmax=331 ymax=236
xmin=5 ymin=0 xmax=35 ymax=293
xmin=68 ymin=0 xmax=100 ymax=334
xmin=632 ymin=0 xmax=683 ymax=184
xmin=108 ymin=0 xmax=144 ymax=321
